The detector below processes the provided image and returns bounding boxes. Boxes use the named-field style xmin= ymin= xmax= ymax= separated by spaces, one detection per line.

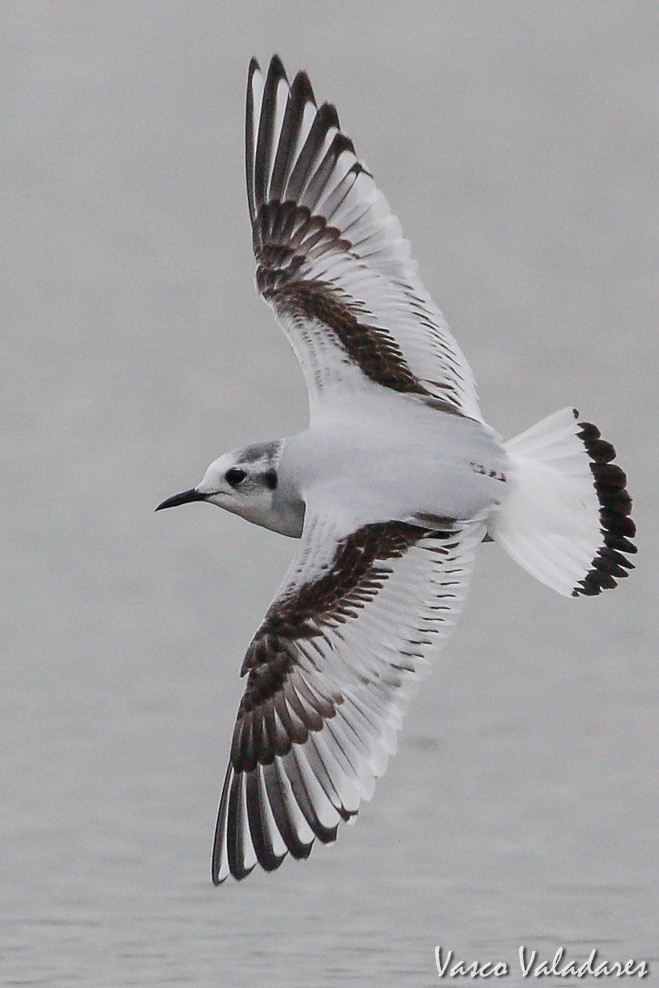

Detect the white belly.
xmin=280 ymin=390 xmax=508 ymax=528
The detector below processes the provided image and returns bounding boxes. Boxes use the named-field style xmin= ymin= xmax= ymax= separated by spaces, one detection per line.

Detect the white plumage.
xmin=156 ymin=56 xmax=636 ymax=884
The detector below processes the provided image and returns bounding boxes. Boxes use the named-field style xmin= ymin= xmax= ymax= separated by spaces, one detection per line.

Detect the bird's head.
xmin=156 ymin=441 xmax=282 ymax=529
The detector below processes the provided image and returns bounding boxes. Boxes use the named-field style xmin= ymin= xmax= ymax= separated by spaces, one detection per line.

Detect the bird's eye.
xmin=225 ymin=467 xmax=247 ymax=488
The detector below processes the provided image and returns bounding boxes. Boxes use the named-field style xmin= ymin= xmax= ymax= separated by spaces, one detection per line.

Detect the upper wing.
xmin=246 ymin=56 xmax=482 ymax=420
xmin=212 ymin=506 xmax=486 ymax=883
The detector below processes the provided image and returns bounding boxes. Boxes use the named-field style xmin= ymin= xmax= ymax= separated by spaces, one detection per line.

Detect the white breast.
xmin=280 ymin=388 xmax=508 ymax=529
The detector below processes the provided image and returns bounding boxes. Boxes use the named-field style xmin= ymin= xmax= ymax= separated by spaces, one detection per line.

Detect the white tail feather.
xmin=488 ymin=407 xmax=635 ymax=597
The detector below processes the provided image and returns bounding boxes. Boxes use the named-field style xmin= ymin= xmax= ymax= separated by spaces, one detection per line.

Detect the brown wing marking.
xmin=231 ymin=521 xmax=452 ymax=774
xmin=247 ymin=57 xmax=469 ymax=408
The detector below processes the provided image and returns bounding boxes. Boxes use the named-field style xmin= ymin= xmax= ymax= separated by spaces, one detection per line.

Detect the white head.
xmin=156 ymin=440 xmax=302 ymax=536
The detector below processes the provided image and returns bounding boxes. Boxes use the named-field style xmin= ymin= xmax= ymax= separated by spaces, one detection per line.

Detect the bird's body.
xmin=280 ymin=390 xmax=507 ymax=531
xmin=157 ymin=56 xmax=636 ymax=884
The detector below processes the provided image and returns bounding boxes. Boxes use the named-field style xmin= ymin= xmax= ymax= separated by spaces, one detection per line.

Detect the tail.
xmin=488 ymin=407 xmax=636 ymax=597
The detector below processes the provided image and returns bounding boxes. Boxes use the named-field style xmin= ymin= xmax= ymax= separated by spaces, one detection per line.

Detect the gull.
xmin=156 ymin=56 xmax=636 ymax=884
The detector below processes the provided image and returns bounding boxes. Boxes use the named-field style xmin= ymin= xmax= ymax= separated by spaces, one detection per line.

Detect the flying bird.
xmin=156 ymin=56 xmax=636 ymax=884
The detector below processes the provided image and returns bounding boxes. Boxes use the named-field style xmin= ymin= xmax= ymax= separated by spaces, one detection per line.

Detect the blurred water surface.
xmin=2 ymin=3 xmax=658 ymax=985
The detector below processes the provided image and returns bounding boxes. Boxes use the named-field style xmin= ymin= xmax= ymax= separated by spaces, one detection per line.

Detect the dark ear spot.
xmin=264 ymin=469 xmax=278 ymax=490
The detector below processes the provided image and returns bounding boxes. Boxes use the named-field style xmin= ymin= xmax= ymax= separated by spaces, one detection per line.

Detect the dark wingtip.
xmin=265 ymin=53 xmax=288 ymax=92
xmin=317 ymin=100 xmax=340 ymax=132
xmin=331 ymin=132 xmax=356 ymax=158
xmin=573 ymin=420 xmax=637 ymax=597
xmin=268 ymin=54 xmax=287 ymax=82
xmin=230 ymin=861 xmax=258 ymax=882
xmin=293 ymin=68 xmax=316 ymax=108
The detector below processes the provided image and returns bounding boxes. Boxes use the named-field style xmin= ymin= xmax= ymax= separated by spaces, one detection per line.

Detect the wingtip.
xmin=268 ymin=53 xmax=287 ymax=82
xmin=317 ymin=100 xmax=340 ymax=131
xmin=293 ymin=68 xmax=316 ymax=108
xmin=331 ymin=131 xmax=356 ymax=158
xmin=210 ymin=847 xmax=224 ymax=885
xmin=211 ymin=845 xmax=227 ymax=885
xmin=250 ymin=54 xmax=289 ymax=89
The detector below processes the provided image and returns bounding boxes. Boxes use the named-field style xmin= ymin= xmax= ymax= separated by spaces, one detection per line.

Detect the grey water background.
xmin=3 ymin=2 xmax=658 ymax=985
